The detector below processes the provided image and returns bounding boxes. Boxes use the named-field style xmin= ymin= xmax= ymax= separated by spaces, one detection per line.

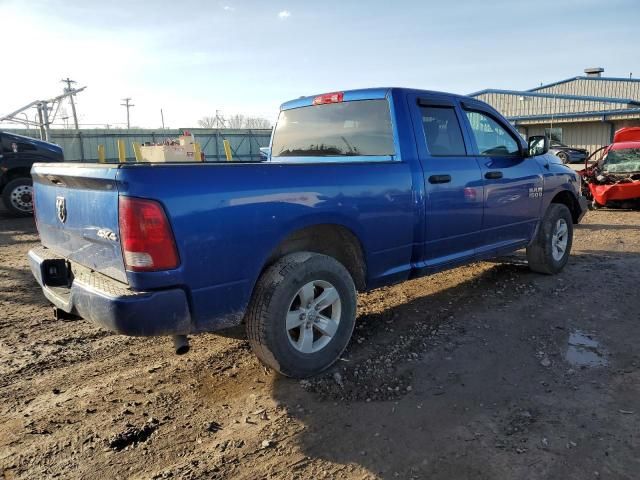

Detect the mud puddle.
xmin=565 ymin=330 xmax=608 ymax=367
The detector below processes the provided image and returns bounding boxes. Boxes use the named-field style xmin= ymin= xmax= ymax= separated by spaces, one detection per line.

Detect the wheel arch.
xmin=550 ymin=190 xmax=580 ymax=224
xmin=261 ymin=223 xmax=367 ymax=291
xmin=1 ymin=167 xmax=31 ymax=190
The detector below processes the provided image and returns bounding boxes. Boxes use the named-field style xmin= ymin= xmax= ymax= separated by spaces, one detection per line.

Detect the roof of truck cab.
xmin=279 ymin=87 xmax=471 ymax=110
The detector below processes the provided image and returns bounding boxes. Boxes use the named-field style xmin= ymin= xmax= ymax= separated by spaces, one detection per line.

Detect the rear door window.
xmin=271 ymin=100 xmax=395 ymax=158
xmin=420 ymin=106 xmax=467 ymax=156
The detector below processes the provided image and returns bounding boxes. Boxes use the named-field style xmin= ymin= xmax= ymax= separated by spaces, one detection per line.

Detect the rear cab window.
xmin=271 ymin=99 xmax=395 ymax=160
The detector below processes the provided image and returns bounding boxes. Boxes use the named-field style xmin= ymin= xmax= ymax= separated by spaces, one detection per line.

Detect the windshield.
xmin=603 ymin=148 xmax=640 ymax=173
xmin=271 ymin=100 xmax=395 ymax=157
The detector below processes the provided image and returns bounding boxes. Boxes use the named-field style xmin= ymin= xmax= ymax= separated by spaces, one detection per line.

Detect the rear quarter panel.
xmin=118 ymin=160 xmax=418 ymax=331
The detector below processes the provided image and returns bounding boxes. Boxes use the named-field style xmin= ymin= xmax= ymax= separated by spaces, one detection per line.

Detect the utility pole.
xmin=61 ymin=78 xmax=80 ymax=130
xmin=37 ymin=103 xmax=47 ymax=140
xmin=61 ymin=77 xmax=85 ymax=160
xmin=160 ymin=108 xmax=165 ymax=129
xmin=121 ymin=97 xmax=134 ymax=129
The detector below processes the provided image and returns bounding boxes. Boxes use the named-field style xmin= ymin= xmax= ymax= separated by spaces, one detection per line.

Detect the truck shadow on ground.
xmin=267 ymin=250 xmax=640 ymax=479
xmin=0 ymin=263 xmax=51 ymax=307
xmin=0 ymin=215 xmax=37 ymax=245
xmin=0 ymin=231 xmax=38 ymax=245
xmin=0 ymin=216 xmax=50 ymax=307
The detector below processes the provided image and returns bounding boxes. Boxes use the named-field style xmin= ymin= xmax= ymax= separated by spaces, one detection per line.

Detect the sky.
xmin=1 ymin=0 xmax=639 ymax=129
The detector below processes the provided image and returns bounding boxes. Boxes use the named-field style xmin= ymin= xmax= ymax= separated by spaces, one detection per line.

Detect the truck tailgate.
xmin=31 ymin=163 xmax=127 ymax=284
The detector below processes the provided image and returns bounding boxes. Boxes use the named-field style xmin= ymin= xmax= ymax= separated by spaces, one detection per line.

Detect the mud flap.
xmin=576 ymin=195 xmax=589 ymax=222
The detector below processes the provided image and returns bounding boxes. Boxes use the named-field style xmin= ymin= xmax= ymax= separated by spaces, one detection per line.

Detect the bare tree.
xmin=198 ymin=116 xmax=217 ymax=128
xmin=198 ymin=113 xmax=271 ymax=129
xmin=244 ymin=117 xmax=271 ymax=129
xmin=198 ymin=116 xmax=216 ymax=128
xmin=226 ymin=114 xmax=245 ymax=129
xmin=198 ymin=111 xmax=226 ymax=128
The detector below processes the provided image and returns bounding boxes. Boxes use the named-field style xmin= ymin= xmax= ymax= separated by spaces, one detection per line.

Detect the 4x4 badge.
xmin=56 ymin=196 xmax=67 ymax=223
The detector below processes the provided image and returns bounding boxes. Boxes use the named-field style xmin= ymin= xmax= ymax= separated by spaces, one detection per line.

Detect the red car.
xmin=580 ymin=127 xmax=640 ymax=208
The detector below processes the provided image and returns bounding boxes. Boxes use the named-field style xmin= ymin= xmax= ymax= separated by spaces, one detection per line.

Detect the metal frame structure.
xmin=0 ymin=86 xmax=86 ymax=141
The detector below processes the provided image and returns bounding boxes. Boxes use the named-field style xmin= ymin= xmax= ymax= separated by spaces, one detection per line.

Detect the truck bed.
xmin=31 ymin=160 xmax=419 ymax=332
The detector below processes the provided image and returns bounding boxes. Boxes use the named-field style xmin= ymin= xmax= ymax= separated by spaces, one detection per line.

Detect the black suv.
xmin=0 ymin=131 xmax=64 ymax=216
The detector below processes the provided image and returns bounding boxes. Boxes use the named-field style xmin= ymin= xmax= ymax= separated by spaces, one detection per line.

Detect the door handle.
xmin=428 ymin=174 xmax=451 ymax=184
xmin=485 ymin=171 xmax=503 ymax=179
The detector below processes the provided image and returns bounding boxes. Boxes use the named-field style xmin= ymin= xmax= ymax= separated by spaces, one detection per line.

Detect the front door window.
xmin=465 ymin=111 xmax=519 ymax=156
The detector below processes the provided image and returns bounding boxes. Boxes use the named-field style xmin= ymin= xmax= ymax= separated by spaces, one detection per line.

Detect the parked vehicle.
xmin=580 ymin=127 xmax=640 ymax=209
xmin=0 ymin=131 xmax=64 ymax=216
xmin=28 ymin=88 xmax=588 ymax=378
xmin=549 ymin=140 xmax=589 ymax=164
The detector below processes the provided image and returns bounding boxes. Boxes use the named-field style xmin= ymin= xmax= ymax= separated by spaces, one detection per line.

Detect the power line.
xmin=121 ymin=97 xmax=135 ymax=129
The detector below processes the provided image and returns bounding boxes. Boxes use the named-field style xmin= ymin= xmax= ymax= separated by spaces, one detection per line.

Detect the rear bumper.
xmin=28 ymin=246 xmax=192 ymax=336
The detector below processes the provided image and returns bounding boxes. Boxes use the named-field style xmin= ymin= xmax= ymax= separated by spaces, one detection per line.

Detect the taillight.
xmin=118 ymin=196 xmax=179 ymax=272
xmin=312 ymin=92 xmax=344 ymax=105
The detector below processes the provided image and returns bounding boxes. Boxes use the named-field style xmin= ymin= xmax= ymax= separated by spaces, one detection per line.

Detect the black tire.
xmin=526 ymin=203 xmax=573 ymax=275
xmin=557 ymin=151 xmax=570 ymax=164
xmin=246 ymin=252 xmax=357 ymax=378
xmin=2 ymin=177 xmax=33 ymax=217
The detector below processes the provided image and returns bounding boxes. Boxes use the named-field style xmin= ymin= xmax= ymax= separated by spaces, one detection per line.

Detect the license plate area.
xmin=41 ymin=258 xmax=73 ymax=287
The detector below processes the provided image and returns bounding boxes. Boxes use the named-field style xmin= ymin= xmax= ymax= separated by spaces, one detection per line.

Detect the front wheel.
xmin=2 ymin=177 xmax=34 ymax=217
xmin=527 ymin=203 xmax=573 ymax=274
xmin=246 ymin=252 xmax=357 ymax=378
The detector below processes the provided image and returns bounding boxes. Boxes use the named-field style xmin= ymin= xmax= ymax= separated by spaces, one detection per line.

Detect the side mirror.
xmin=527 ymin=135 xmax=550 ymax=157
xmin=259 ymin=147 xmax=271 ymax=161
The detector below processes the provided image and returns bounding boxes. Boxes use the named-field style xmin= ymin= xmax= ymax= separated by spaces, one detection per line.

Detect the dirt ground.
xmin=1 ymin=209 xmax=639 ymax=480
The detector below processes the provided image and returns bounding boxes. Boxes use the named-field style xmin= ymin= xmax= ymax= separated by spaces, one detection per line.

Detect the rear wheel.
xmin=246 ymin=252 xmax=357 ymax=378
xmin=527 ymin=203 xmax=573 ymax=274
xmin=2 ymin=177 xmax=33 ymax=216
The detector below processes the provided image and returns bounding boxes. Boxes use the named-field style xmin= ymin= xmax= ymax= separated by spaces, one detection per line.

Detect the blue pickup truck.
xmin=28 ymin=88 xmax=588 ymax=378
